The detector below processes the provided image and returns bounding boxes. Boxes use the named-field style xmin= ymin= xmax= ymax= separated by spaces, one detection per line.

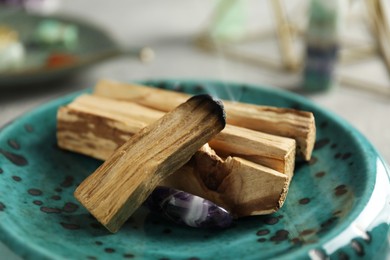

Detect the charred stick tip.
xmin=187 ymin=94 xmax=226 ymax=127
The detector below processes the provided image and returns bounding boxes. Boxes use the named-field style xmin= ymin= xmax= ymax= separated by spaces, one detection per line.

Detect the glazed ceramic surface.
xmin=0 ymin=80 xmax=389 ymax=260
xmin=0 ymin=9 xmax=120 ymax=86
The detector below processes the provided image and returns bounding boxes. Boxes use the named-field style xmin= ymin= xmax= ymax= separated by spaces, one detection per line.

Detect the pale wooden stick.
xmin=195 ymin=35 xmax=284 ymax=70
xmin=219 ymin=157 xmax=289 ymax=216
xmin=210 ymin=124 xmax=295 ymax=177
xmin=58 ymin=94 xmax=295 ymax=175
xmin=74 ymin=95 xmax=226 ymax=233
xmin=339 ymin=74 xmax=390 ymax=97
xmin=222 ymin=102 xmax=313 ymax=162
xmin=93 ymin=79 xmax=315 ymax=161
xmin=340 ymin=44 xmax=378 ymax=64
xmin=94 ymin=80 xmax=188 ymax=111
xmin=57 ymin=96 xmax=164 ymax=160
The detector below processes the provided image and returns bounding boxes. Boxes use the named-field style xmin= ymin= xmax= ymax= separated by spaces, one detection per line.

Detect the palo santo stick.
xmin=162 ymin=144 xmax=289 ymax=217
xmin=58 ymin=94 xmax=295 ymax=175
xmin=74 ymin=95 xmax=226 ymax=233
xmin=220 ymin=157 xmax=289 ymax=217
xmin=57 ymin=97 xmax=161 ymax=161
xmin=58 ymin=96 xmax=292 ymax=216
xmin=57 ymin=108 xmax=294 ymax=214
xmin=93 ymin=79 xmax=315 ymax=160
xmin=209 ymin=124 xmax=295 ymax=178
xmin=58 ymin=101 xmax=289 ymax=217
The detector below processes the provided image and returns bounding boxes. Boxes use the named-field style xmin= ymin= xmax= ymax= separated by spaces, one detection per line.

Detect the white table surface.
xmin=1 ymin=1 xmax=389 ymax=259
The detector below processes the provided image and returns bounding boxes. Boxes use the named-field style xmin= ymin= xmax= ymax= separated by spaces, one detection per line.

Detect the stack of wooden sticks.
xmin=57 ymin=80 xmax=316 ymax=232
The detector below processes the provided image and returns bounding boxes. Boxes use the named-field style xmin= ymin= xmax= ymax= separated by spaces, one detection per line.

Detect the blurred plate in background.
xmin=0 ymin=9 xmax=123 ymax=87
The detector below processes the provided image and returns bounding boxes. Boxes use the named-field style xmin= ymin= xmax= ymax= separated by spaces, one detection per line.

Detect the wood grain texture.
xmin=210 ymin=124 xmax=295 ymax=177
xmin=58 ymin=95 xmax=295 ymax=175
xmin=73 ymin=95 xmax=225 ymax=233
xmin=161 ymin=144 xmax=289 ymax=217
xmin=94 ymin=79 xmax=315 ymax=160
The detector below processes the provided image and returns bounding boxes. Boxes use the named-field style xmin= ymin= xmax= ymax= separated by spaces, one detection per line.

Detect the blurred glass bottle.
xmin=303 ymin=0 xmax=346 ymax=92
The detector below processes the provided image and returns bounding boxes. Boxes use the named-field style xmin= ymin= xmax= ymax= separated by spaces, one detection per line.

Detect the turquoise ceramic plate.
xmin=0 ymin=80 xmax=389 ymax=260
xmin=0 ymin=9 xmax=123 ymax=86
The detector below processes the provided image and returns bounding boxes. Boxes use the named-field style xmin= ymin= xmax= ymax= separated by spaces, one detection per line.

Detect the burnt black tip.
xmin=188 ymin=94 xmax=226 ymax=127
xmin=213 ymin=98 xmax=227 ymax=127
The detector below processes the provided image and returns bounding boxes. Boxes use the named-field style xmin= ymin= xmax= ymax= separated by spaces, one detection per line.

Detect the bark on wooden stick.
xmin=58 ymin=95 xmax=295 ymax=175
xmin=93 ymin=79 xmax=315 ymax=160
xmin=73 ymin=95 xmax=226 ymax=233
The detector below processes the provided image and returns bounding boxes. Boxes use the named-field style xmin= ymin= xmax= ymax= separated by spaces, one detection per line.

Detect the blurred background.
xmin=0 ymin=0 xmax=390 ymax=257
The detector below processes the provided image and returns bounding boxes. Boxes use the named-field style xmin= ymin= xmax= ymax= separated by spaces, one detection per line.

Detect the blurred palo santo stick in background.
xmin=366 ymin=0 xmax=390 ymax=74
xmin=270 ymin=0 xmax=299 ymax=71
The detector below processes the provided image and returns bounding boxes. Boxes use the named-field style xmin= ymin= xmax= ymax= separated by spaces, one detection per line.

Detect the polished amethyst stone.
xmin=146 ymin=186 xmax=233 ymax=228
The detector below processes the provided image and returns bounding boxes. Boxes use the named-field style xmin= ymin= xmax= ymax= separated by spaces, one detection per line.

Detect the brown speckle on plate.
xmin=60 ymin=176 xmax=74 ymax=188
xmin=264 ymin=216 xmax=279 ymax=225
xmin=342 ymin=153 xmax=352 ymax=160
xmin=256 ymin=229 xmax=270 ymax=236
xmin=28 ymin=188 xmax=43 ymax=196
xmin=60 ymin=222 xmax=81 ymax=230
xmin=33 ymin=200 xmax=43 ymax=206
xmin=308 ymin=156 xmax=318 ymax=165
xmin=270 ymin=230 xmax=289 ymax=242
xmin=314 ymin=138 xmax=330 ymax=150
xmin=51 ymin=195 xmax=61 ymax=201
xmin=63 ymin=202 xmax=79 ymax=213
xmin=12 ymin=175 xmax=21 ymax=182
xmin=0 ymin=149 xmax=28 ymax=166
xmin=104 ymin=248 xmax=115 ymax=253
xmin=40 ymin=207 xmax=62 ymax=214
xmin=334 ymin=185 xmax=348 ymax=196
xmin=299 ymin=198 xmax=311 ymax=205
xmin=7 ymin=139 xmax=20 ymax=150
xmin=24 ymin=124 xmax=34 ymax=133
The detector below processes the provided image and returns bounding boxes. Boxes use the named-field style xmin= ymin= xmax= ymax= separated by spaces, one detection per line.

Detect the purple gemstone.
xmin=146 ymin=186 xmax=233 ymax=228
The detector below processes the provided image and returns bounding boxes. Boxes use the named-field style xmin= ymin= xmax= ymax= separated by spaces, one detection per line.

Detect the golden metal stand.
xmin=196 ymin=0 xmax=302 ymax=72
xmin=196 ymin=0 xmax=390 ymax=95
